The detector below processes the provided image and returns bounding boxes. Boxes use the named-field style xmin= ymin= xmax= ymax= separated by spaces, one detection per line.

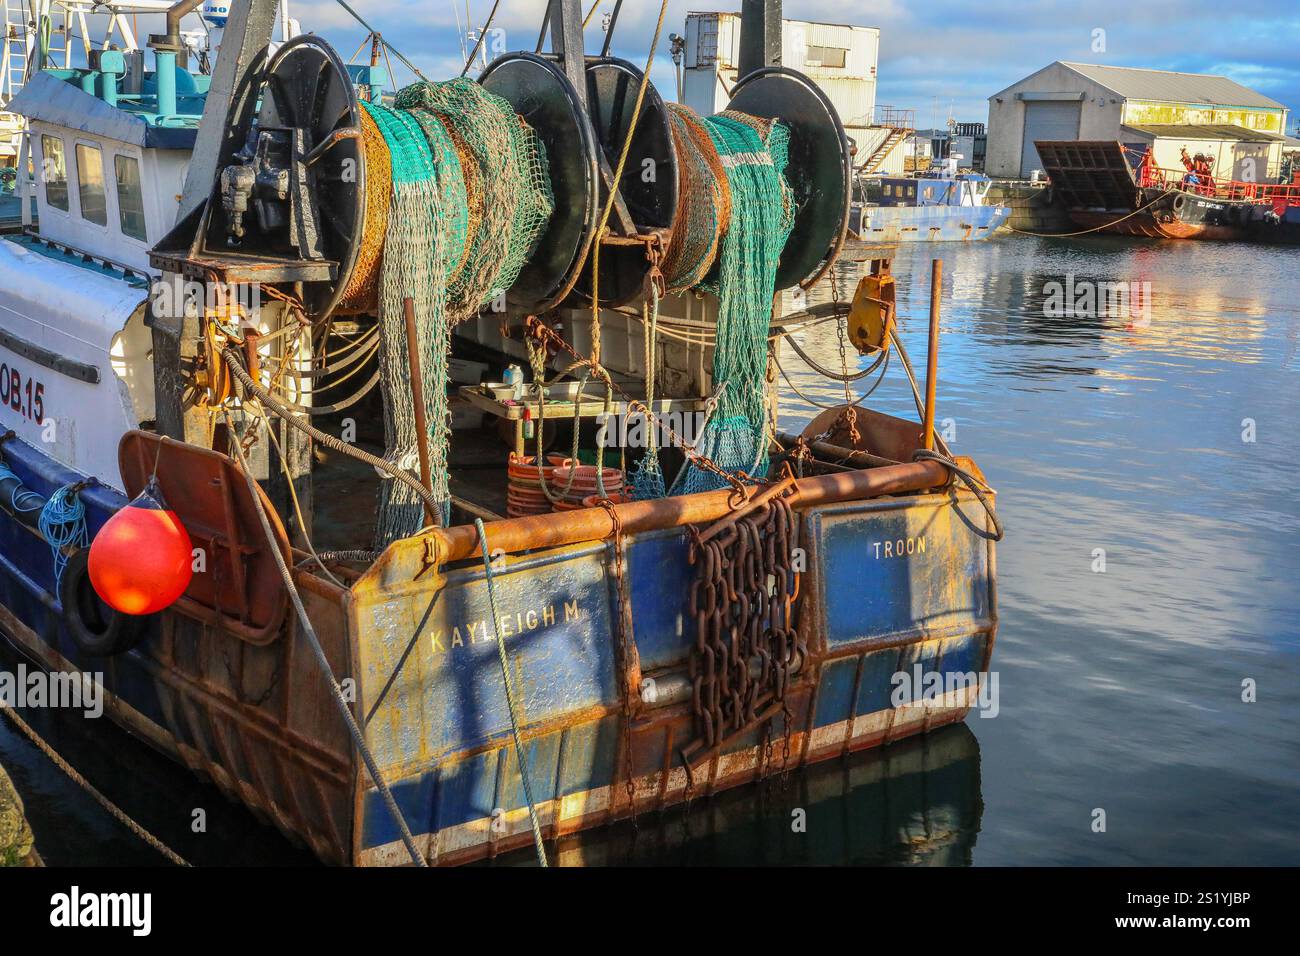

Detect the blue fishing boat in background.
xmin=851 ymin=173 xmax=1009 ymax=242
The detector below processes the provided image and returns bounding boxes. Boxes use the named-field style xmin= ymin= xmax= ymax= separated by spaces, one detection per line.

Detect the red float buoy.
xmin=88 ymin=484 xmax=193 ymax=616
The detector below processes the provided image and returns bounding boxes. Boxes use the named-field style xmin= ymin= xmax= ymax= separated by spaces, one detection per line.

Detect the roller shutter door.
xmin=1020 ymin=101 xmax=1082 ymax=177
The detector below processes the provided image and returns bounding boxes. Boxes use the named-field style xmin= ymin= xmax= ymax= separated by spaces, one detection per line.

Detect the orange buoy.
xmin=88 ymin=487 xmax=193 ymax=616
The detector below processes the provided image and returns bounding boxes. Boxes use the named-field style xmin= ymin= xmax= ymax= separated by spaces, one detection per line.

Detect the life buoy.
xmin=59 ymin=550 xmax=152 ymax=657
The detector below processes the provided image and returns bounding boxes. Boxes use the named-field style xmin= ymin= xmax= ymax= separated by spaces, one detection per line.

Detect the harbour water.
xmin=3 ymin=234 xmax=1297 ymax=865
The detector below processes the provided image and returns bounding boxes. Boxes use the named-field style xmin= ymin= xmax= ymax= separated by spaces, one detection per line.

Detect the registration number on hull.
xmin=0 ymin=360 xmax=46 ymax=424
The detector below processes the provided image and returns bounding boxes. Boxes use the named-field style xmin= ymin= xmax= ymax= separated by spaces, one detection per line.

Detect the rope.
xmin=38 ymin=483 xmax=88 ymax=591
xmin=774 ymin=347 xmax=889 ymax=413
xmin=629 ymin=285 xmax=666 ymax=499
xmin=0 ymin=705 xmax=190 ymax=866
xmin=0 ymin=462 xmax=43 ymax=514
xmin=224 ymin=411 xmax=427 ymax=867
xmin=913 ymin=449 xmax=1004 ymax=541
xmin=332 ymin=0 xmax=429 ymax=83
xmin=1002 ymin=187 xmax=1179 ymax=238
xmin=589 ymin=0 xmax=669 ymax=368
xmin=473 ymin=518 xmax=548 ymax=866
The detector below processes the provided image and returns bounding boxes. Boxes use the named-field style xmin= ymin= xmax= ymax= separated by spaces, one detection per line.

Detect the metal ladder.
xmin=2 ymin=0 xmax=32 ymax=102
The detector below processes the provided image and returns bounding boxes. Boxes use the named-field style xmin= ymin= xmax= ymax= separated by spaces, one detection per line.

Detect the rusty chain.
xmin=682 ymin=490 xmax=805 ymax=776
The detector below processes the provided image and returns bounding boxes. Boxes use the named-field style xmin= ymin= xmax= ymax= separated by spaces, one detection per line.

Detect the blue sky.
xmin=288 ymin=1 xmax=1299 ymax=128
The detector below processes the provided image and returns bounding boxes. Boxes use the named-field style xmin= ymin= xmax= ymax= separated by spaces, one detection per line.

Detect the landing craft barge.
xmin=1035 ymin=140 xmax=1300 ymax=241
xmin=0 ymin=0 xmax=999 ymax=865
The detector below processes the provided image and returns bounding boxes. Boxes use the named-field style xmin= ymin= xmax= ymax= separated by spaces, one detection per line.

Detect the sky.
xmin=281 ymin=0 xmax=1300 ymax=129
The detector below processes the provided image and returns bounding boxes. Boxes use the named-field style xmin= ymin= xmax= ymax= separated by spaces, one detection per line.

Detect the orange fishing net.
xmin=662 ymin=103 xmax=731 ymax=294
xmin=337 ymin=108 xmax=391 ymax=313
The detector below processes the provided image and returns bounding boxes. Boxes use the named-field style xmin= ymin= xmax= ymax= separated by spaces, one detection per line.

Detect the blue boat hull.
xmin=0 ymin=431 xmax=998 ymax=865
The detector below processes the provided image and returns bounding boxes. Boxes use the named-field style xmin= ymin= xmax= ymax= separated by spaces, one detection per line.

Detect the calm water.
xmin=3 ymin=235 xmax=1298 ymax=865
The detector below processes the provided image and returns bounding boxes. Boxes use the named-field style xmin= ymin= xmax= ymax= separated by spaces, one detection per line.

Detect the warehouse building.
xmin=987 ymin=61 xmax=1291 ymax=181
xmin=681 ymin=12 xmax=906 ymax=175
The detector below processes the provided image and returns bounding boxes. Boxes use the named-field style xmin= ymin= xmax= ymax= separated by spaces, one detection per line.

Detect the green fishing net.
xmin=675 ymin=112 xmax=795 ymax=496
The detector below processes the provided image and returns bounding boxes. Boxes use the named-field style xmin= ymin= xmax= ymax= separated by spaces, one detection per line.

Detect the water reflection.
xmin=0 ymin=641 xmax=315 ymax=866
xmin=507 ymin=724 xmax=983 ymax=867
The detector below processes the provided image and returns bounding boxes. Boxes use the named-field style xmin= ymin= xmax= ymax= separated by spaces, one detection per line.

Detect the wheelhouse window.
xmin=40 ymin=135 xmax=68 ymax=211
xmin=75 ymin=143 xmax=108 ymax=226
xmin=114 ymin=155 xmax=147 ymax=241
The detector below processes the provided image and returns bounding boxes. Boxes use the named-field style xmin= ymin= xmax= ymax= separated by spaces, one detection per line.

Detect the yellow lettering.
xmin=918 ymin=537 xmax=927 ymax=554
xmin=451 ymin=627 xmax=464 ymax=648
xmin=526 ymin=609 xmax=538 ymax=630
xmin=564 ymin=600 xmax=580 ymax=622
xmin=543 ymin=605 xmax=555 ymax=626
xmin=430 ymin=632 xmax=445 ymax=654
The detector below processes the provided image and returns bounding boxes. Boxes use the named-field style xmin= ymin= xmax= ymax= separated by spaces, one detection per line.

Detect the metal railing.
xmin=1135 ymin=161 xmax=1300 ymax=207
xmin=873 ymin=106 xmax=914 ymax=131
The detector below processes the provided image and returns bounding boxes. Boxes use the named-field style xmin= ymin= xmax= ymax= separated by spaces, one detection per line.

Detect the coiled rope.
xmin=38 ymin=484 xmax=88 ymax=590
xmin=0 ymin=462 xmax=43 ymax=514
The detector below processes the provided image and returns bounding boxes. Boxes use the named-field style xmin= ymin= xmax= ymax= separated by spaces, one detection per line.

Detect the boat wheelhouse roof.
xmin=7 ymin=70 xmax=203 ymax=149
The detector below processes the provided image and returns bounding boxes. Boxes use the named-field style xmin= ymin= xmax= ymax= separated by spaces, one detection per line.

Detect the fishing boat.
xmin=0 ymin=0 xmax=1000 ymax=866
xmin=1034 ymin=139 xmax=1300 ymax=241
xmin=850 ymin=170 xmax=1009 ymax=242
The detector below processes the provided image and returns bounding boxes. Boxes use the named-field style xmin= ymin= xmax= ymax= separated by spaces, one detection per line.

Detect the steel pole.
xmin=923 ymin=258 xmax=942 ymax=451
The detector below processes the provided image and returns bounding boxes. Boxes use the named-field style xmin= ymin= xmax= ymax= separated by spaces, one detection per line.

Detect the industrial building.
xmin=987 ymin=61 xmax=1291 ymax=181
xmin=680 ymin=11 xmax=906 ymax=175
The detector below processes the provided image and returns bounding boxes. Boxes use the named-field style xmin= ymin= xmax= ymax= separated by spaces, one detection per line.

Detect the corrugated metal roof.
xmin=1060 ymin=61 xmax=1285 ymax=110
xmin=1122 ymin=123 xmax=1285 ymax=143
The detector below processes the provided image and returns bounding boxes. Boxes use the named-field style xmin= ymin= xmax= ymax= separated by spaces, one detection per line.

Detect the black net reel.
xmin=570 ymin=56 xmax=679 ymax=309
xmin=726 ymin=66 xmax=852 ymax=290
xmin=479 ymin=52 xmax=600 ymax=314
xmin=150 ymin=35 xmax=367 ymax=323
xmin=245 ymin=35 xmax=366 ymax=319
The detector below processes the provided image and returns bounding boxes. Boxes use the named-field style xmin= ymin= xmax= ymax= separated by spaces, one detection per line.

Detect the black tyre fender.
xmin=1171 ymin=192 xmax=1190 ymax=217
xmin=58 ymin=550 xmax=152 ymax=657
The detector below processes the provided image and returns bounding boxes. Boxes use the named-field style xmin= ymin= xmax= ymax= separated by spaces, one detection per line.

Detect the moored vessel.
xmin=1035 ymin=139 xmax=1300 ymax=241
xmin=0 ymin=0 xmax=1001 ymax=866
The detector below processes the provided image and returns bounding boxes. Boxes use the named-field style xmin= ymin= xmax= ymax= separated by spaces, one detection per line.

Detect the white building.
xmin=680 ymin=12 xmax=905 ymax=175
xmin=988 ymin=61 xmax=1291 ymax=180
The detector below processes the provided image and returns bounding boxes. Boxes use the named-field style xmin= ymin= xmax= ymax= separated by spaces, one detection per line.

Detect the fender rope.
xmin=0 ymin=704 xmax=190 ymax=866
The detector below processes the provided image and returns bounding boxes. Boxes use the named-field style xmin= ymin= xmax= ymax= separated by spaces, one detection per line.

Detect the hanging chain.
xmin=682 ymin=491 xmax=805 ymax=774
xmin=830 ymin=266 xmax=861 ymax=447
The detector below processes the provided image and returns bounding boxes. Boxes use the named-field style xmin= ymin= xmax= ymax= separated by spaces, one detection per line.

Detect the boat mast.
xmin=738 ymin=0 xmax=782 ymax=78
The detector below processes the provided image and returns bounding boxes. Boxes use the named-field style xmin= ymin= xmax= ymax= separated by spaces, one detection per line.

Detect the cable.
xmin=224 ymin=410 xmax=427 ymax=867
xmin=219 ymin=346 xmax=443 ymax=522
